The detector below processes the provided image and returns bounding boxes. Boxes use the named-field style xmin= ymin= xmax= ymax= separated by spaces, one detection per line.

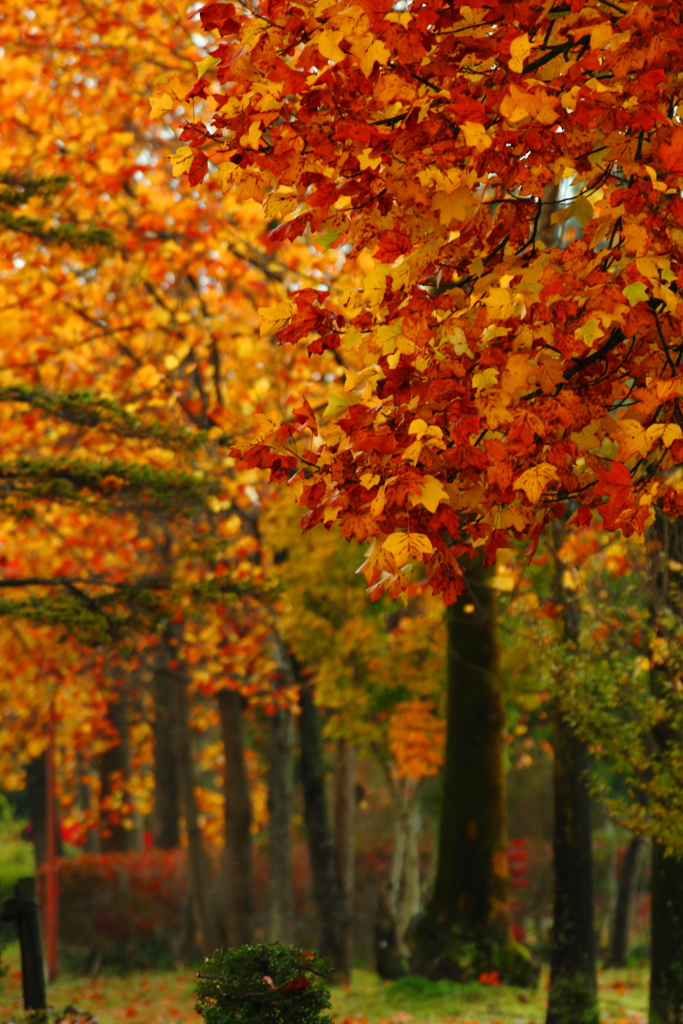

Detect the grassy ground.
xmin=0 ymin=945 xmax=648 ymax=1024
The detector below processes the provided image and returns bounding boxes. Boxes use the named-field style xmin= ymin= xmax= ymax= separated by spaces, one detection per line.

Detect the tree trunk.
xmin=335 ymin=738 xmax=356 ymax=973
xmin=174 ymin=670 xmax=218 ymax=956
xmin=267 ymin=706 xmax=296 ymax=945
xmin=650 ymin=843 xmax=683 ymax=1024
xmin=218 ymin=687 xmax=253 ymax=947
xmin=397 ymin=794 xmax=421 ymax=957
xmin=648 ymin=515 xmax=683 ymax=1023
xmin=99 ymin=695 xmax=130 ymax=853
xmin=152 ymin=627 xmax=181 ymax=849
xmin=608 ymin=834 xmax=643 ymax=969
xmin=408 ymin=557 xmax=535 ymax=985
xmin=546 ymin=524 xmax=599 ymax=1024
xmin=26 ymin=753 xmax=48 ymax=866
xmin=298 ymin=677 xmax=350 ymax=982
xmin=546 ymin=707 xmax=599 ymax=1024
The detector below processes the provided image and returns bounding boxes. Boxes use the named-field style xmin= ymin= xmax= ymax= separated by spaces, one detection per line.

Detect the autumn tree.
xmin=173 ymin=0 xmax=683 ymax=992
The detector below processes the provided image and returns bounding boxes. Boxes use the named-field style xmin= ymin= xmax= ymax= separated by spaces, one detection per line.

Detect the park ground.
xmin=0 ymin=944 xmax=648 ymax=1024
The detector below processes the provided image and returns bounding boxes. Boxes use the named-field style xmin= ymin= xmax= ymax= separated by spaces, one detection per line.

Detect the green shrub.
xmin=195 ymin=943 xmax=331 ymax=1024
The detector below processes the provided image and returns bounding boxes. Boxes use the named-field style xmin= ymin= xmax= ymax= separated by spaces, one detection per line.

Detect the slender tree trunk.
xmin=152 ymin=627 xmax=180 ymax=849
xmin=409 ymin=557 xmax=535 ymax=984
xmin=26 ymin=753 xmax=48 ymax=866
xmin=298 ymin=677 xmax=350 ymax=982
xmin=397 ymin=795 xmax=421 ymax=957
xmin=650 ymin=843 xmax=683 ymax=1024
xmin=174 ymin=670 xmax=218 ymax=956
xmin=218 ymin=687 xmax=253 ymax=947
xmin=100 ymin=694 xmax=130 ymax=853
xmin=335 ymin=738 xmax=356 ymax=973
xmin=608 ymin=834 xmax=643 ymax=969
xmin=267 ymin=706 xmax=296 ymax=944
xmin=546 ymin=523 xmax=599 ymax=1024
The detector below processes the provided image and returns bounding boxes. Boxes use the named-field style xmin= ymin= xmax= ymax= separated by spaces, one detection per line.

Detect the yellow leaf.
xmin=382 ymin=531 xmax=434 ymax=566
xmin=169 ymin=145 xmax=194 ymax=176
xmin=459 ymin=121 xmax=492 ymax=151
xmin=263 ymin=192 xmax=298 ymax=220
xmin=150 ymin=93 xmax=174 ymax=119
xmin=615 ymin=418 xmax=650 ymax=460
xmin=472 ymin=367 xmax=499 ymax=391
xmin=590 ymin=22 xmax=613 ymax=49
xmin=513 ymin=463 xmax=560 ymax=503
xmin=411 ymin=475 xmax=450 ymax=513
xmin=433 ymin=187 xmax=474 ymax=225
xmin=352 ymin=36 xmax=391 ymax=77
xmin=647 ymin=422 xmax=683 ymax=447
xmin=258 ymin=299 xmax=296 ymax=335
xmin=240 ymin=120 xmax=262 ymax=150
xmin=252 ymin=411 xmax=281 ymax=442
xmin=195 ymin=55 xmax=220 ymax=80
xmin=317 ymin=29 xmax=345 ymax=63
xmin=508 ymin=33 xmax=531 ymax=73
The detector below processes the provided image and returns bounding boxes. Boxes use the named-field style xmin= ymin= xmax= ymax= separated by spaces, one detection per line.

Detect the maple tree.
xmin=175 ymin=0 xmax=683 ymax=604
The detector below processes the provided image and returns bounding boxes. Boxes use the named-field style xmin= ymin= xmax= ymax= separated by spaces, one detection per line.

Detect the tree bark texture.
xmin=267 ymin=706 xmax=297 ymax=945
xmin=298 ymin=677 xmax=351 ymax=982
xmin=608 ymin=834 xmax=643 ymax=969
xmin=99 ymin=695 xmax=130 ymax=853
xmin=650 ymin=843 xmax=683 ymax=1024
xmin=546 ymin=525 xmax=599 ymax=1024
xmin=409 ymin=557 xmax=535 ymax=985
xmin=218 ymin=687 xmax=253 ymax=948
xmin=335 ymin=738 xmax=357 ymax=971
xmin=174 ymin=670 xmax=218 ymax=956
xmin=152 ymin=627 xmax=181 ymax=849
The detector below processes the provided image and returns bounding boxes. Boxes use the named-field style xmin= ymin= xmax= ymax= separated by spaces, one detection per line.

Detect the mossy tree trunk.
xmin=298 ymin=676 xmax=350 ymax=983
xmin=546 ymin=523 xmax=599 ymax=1024
xmin=218 ymin=687 xmax=253 ymax=947
xmin=408 ymin=557 xmax=535 ymax=985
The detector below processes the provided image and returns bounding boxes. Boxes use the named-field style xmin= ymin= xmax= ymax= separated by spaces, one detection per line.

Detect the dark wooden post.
xmin=1 ymin=877 xmax=47 ymax=1010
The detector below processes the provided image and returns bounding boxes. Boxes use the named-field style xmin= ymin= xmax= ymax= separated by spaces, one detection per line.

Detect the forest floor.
xmin=0 ymin=944 xmax=647 ymax=1024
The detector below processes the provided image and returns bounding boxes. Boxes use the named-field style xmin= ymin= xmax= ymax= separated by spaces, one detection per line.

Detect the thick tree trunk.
xmin=267 ymin=706 xmax=296 ymax=945
xmin=546 ymin=707 xmax=599 ymax=1024
xmin=608 ymin=834 xmax=643 ymax=969
xmin=650 ymin=843 xmax=683 ymax=1024
xmin=648 ymin=515 xmax=683 ymax=1023
xmin=546 ymin=524 xmax=599 ymax=1024
xmin=152 ymin=628 xmax=181 ymax=849
xmin=174 ymin=671 xmax=218 ymax=956
xmin=218 ymin=687 xmax=253 ymax=947
xmin=335 ymin=738 xmax=356 ymax=973
xmin=298 ymin=677 xmax=351 ymax=982
xmin=99 ymin=695 xmax=130 ymax=853
xmin=409 ymin=557 xmax=535 ymax=984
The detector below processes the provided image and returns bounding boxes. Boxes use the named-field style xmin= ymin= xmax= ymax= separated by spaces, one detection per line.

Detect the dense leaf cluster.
xmin=195 ymin=944 xmax=331 ymax=1024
